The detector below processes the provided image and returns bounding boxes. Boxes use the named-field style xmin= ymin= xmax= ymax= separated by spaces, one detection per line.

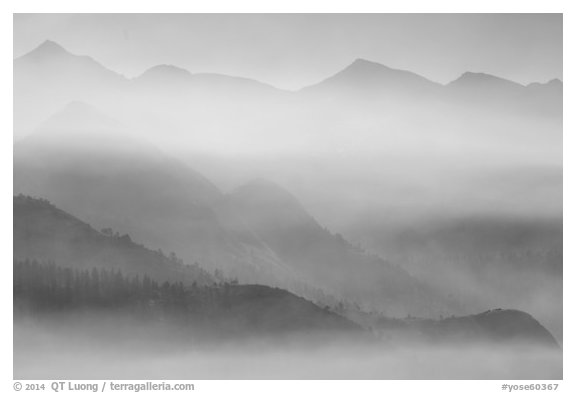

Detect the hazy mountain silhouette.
xmin=13 ymin=196 xmax=557 ymax=347
xmin=229 ymin=179 xmax=333 ymax=257
xmin=301 ymin=58 xmax=441 ymax=99
xmin=14 ymin=101 xmax=220 ymax=204
xmin=133 ymin=63 xmax=283 ymax=96
xmin=15 ymin=40 xmax=125 ymax=83
xmin=13 ymin=195 xmax=215 ymax=286
xmin=12 ymin=40 xmax=562 ymax=130
xmin=228 ymin=179 xmax=464 ymax=317
xmin=448 ymin=71 xmax=525 ymax=93
xmin=376 ymin=309 xmax=558 ymax=348
xmin=13 ymin=102 xmax=297 ymax=285
xmin=527 ymin=78 xmax=563 ymax=93
xmin=13 ymin=197 xmax=360 ymax=337
xmin=14 ymin=40 xmax=128 ymax=134
xmin=13 ymin=42 xmax=562 ymax=151
xmin=12 ymin=41 xmax=562 ymax=328
xmin=136 ymin=64 xmax=193 ymax=82
xmin=346 ymin=205 xmax=563 ymax=341
xmin=445 ymin=71 xmax=562 ymax=116
xmin=299 ymin=58 xmax=561 ymax=118
xmin=13 ymin=101 xmax=460 ymax=317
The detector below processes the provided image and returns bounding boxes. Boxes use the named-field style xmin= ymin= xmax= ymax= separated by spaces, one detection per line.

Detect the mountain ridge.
xmin=228 ymin=178 xmax=466 ymax=317
xmin=13 ymin=195 xmax=559 ymax=347
xmin=15 ymin=40 xmax=560 ymax=93
xmin=13 ymin=194 xmax=216 ymax=286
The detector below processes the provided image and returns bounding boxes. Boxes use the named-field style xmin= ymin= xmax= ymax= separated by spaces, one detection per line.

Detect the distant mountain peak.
xmin=352 ymin=57 xmax=373 ymax=64
xmin=526 ymin=78 xmax=563 ymax=95
xmin=136 ymin=64 xmax=192 ymax=82
xmin=455 ymin=71 xmax=495 ymax=82
xmin=449 ymin=71 xmax=524 ymax=88
xmin=145 ymin=63 xmax=191 ymax=75
xmin=15 ymin=39 xmax=126 ymax=83
xmin=349 ymin=58 xmax=391 ymax=69
xmin=18 ymin=39 xmax=71 ymax=61
xmin=460 ymin=71 xmax=490 ymax=78
xmin=302 ymin=58 xmax=439 ymax=94
xmin=36 ymin=39 xmax=68 ymax=53
xmin=341 ymin=58 xmax=401 ymax=76
xmin=542 ymin=78 xmax=563 ymax=88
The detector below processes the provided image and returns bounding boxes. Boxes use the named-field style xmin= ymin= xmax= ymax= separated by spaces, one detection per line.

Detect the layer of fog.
xmin=14 ymin=319 xmax=562 ymax=380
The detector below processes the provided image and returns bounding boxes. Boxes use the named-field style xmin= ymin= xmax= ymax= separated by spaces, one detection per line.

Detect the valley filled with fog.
xmin=13 ymin=15 xmax=562 ymax=380
xmin=15 ymin=318 xmax=561 ymax=379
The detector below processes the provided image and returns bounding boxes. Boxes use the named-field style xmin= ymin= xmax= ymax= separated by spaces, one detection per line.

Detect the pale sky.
xmin=14 ymin=14 xmax=562 ymax=90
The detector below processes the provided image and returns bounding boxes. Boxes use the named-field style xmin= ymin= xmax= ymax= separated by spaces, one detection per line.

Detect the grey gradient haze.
xmin=13 ymin=13 xmax=562 ymax=90
xmin=13 ymin=12 xmax=564 ymax=379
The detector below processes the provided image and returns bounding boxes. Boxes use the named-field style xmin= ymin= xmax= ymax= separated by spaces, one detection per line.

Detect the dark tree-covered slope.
xmin=14 ymin=194 xmax=214 ymax=286
xmin=14 ymin=260 xmax=360 ymax=336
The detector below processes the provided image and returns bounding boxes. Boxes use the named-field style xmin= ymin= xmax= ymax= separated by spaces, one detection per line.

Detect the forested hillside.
xmin=14 ymin=260 xmax=359 ymax=337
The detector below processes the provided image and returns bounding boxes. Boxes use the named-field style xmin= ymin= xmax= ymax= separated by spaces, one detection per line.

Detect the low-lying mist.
xmin=14 ymin=316 xmax=562 ymax=380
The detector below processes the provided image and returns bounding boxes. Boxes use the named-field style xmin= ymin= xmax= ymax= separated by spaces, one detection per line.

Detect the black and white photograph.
xmin=10 ymin=11 xmax=566 ymax=383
